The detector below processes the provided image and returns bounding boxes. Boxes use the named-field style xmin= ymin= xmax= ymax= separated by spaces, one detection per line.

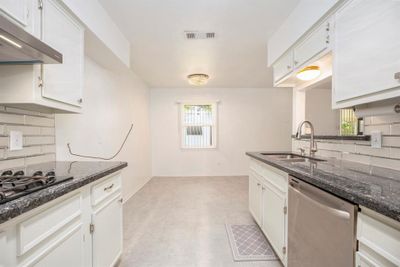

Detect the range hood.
xmin=0 ymin=15 xmax=62 ymax=64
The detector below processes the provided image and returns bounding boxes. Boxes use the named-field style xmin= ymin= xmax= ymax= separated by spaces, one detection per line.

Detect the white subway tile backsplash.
xmin=25 ymin=116 xmax=54 ymax=127
xmin=5 ymin=125 xmax=41 ymax=136
xmin=0 ymin=158 xmax=25 ymax=170
xmin=0 ymin=107 xmax=56 ymax=170
xmin=293 ymin=113 xmax=400 ymax=171
xmin=371 ymin=115 xmax=400 ymax=125
xmin=0 ymin=137 xmax=8 ymax=148
xmin=365 ymin=124 xmax=391 ymax=135
xmin=24 ymin=136 xmax=55 ymax=146
xmin=390 ymin=124 xmax=400 ymax=135
xmin=0 ymin=113 xmax=25 ymax=125
xmin=6 ymin=146 xmax=42 ymax=158
xmin=355 ymin=145 xmax=391 ymax=158
xmin=342 ymin=153 xmax=371 ymax=165
xmin=40 ymin=127 xmax=55 ymax=136
xmin=383 ymin=136 xmax=400 ymax=147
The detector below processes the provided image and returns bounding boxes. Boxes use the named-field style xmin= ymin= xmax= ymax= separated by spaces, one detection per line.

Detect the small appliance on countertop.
xmin=0 ymin=169 xmax=73 ymax=204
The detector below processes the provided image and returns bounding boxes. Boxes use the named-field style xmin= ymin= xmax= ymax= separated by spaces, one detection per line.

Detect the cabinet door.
xmin=249 ymin=171 xmax=263 ymax=226
xmin=31 ymin=224 xmax=85 ymax=267
xmin=0 ymin=0 xmax=31 ymax=30
xmin=333 ymin=0 xmax=400 ymax=105
xmin=40 ymin=0 xmax=84 ymax=107
xmin=261 ymin=180 xmax=286 ymax=261
xmin=273 ymin=50 xmax=293 ymax=83
xmin=293 ymin=21 xmax=330 ymax=68
xmin=92 ymin=196 xmax=123 ymax=267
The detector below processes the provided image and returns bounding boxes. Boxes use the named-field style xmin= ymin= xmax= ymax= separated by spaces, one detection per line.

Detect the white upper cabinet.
xmin=293 ymin=21 xmax=330 ymax=69
xmin=0 ymin=0 xmax=32 ymax=31
xmin=333 ymin=0 xmax=400 ymax=108
xmin=0 ymin=0 xmax=84 ymax=113
xmin=40 ymin=0 xmax=84 ymax=107
xmin=273 ymin=50 xmax=293 ymax=84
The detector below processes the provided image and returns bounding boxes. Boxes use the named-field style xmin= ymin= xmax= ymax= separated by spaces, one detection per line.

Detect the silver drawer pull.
xmin=395 ymin=72 xmax=400 ymax=80
xmin=104 ymin=184 xmax=114 ymax=192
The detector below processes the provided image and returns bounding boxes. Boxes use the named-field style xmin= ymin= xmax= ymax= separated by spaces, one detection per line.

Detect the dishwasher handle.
xmin=289 ymin=179 xmax=351 ymax=220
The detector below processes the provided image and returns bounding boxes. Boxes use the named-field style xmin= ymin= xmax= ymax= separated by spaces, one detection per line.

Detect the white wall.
xmin=55 ymin=56 xmax=151 ymax=201
xmin=305 ymin=88 xmax=339 ymax=135
xmin=151 ymin=87 xmax=292 ymax=177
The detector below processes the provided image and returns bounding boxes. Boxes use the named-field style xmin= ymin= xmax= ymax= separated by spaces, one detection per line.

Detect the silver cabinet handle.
xmin=395 ymin=72 xmax=400 ymax=80
xmin=287 ymin=65 xmax=291 ymax=70
xmin=104 ymin=184 xmax=114 ymax=192
xmin=257 ymin=183 xmax=261 ymax=186
xmin=294 ymin=61 xmax=299 ymax=65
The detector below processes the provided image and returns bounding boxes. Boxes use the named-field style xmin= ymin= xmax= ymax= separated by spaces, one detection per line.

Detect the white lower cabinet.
xmin=0 ymin=171 xmax=123 ymax=267
xmin=91 ymin=175 xmax=123 ymax=267
xmin=356 ymin=208 xmax=400 ymax=267
xmin=249 ymin=159 xmax=288 ymax=265
xmin=261 ymin=179 xmax=286 ymax=261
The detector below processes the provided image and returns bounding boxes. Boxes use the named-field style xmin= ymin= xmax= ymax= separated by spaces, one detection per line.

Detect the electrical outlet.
xmin=371 ymin=131 xmax=382 ymax=149
xmin=9 ymin=131 xmax=23 ymax=151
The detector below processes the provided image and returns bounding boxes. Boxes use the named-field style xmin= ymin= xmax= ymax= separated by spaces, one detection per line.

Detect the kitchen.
xmin=0 ymin=0 xmax=399 ymax=266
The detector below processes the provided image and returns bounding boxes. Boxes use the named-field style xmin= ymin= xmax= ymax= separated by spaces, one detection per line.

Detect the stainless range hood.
xmin=0 ymin=15 xmax=62 ymax=64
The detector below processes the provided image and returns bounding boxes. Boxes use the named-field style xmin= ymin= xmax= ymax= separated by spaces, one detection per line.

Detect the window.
xmin=180 ymin=103 xmax=217 ymax=149
xmin=340 ymin=108 xmax=359 ymax=136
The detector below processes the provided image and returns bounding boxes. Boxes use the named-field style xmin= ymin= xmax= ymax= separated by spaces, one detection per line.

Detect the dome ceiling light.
xmin=187 ymin=73 xmax=210 ymax=86
xmin=296 ymin=65 xmax=321 ymax=81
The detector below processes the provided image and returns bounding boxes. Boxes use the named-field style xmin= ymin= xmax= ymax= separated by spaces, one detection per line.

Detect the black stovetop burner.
xmin=0 ymin=169 xmax=73 ymax=204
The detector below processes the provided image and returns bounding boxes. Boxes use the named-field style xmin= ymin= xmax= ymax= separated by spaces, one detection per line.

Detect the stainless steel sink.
xmin=260 ymin=153 xmax=326 ymax=162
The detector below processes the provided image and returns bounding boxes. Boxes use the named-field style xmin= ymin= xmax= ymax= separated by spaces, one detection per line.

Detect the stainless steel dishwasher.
xmin=288 ymin=176 xmax=357 ymax=267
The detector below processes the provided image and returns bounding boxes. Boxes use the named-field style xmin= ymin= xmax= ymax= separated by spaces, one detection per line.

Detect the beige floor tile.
xmin=119 ymin=176 xmax=282 ymax=267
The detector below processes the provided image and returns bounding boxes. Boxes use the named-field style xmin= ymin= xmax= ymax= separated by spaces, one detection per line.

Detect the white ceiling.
xmin=99 ymin=0 xmax=300 ymax=88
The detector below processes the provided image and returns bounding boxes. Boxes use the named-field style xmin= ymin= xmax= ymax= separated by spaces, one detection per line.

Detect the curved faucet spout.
xmin=295 ymin=121 xmax=318 ymax=157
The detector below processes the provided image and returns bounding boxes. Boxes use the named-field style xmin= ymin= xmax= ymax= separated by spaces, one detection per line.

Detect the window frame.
xmin=179 ymin=102 xmax=218 ymax=149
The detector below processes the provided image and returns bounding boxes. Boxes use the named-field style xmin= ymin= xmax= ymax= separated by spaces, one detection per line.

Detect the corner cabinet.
xmin=332 ymin=0 xmax=400 ymax=108
xmin=0 ymin=0 xmax=84 ymax=113
xmin=0 ymin=172 xmax=124 ymax=267
xmin=249 ymin=159 xmax=288 ymax=265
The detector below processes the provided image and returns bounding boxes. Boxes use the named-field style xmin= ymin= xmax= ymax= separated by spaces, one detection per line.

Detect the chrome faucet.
xmin=295 ymin=121 xmax=318 ymax=157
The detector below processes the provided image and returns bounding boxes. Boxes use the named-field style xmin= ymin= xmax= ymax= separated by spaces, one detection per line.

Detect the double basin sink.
xmin=261 ymin=153 xmax=326 ymax=163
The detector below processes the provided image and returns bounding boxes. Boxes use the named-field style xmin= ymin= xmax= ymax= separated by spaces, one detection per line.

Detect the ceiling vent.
xmin=184 ymin=31 xmax=216 ymax=40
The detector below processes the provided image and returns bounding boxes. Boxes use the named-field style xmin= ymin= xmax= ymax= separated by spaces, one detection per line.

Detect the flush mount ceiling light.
xmin=296 ymin=65 xmax=321 ymax=81
xmin=187 ymin=73 xmax=209 ymax=86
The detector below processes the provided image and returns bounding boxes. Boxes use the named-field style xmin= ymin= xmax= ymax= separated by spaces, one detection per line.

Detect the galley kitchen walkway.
xmin=119 ymin=176 xmax=282 ymax=267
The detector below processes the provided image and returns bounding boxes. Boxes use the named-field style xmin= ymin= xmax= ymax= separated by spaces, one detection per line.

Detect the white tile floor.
xmin=119 ymin=176 xmax=282 ymax=267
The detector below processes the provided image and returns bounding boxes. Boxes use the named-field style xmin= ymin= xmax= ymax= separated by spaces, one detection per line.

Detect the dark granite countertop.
xmin=0 ymin=161 xmax=127 ymax=224
xmin=291 ymin=134 xmax=371 ymax=141
xmin=246 ymin=151 xmax=400 ymax=222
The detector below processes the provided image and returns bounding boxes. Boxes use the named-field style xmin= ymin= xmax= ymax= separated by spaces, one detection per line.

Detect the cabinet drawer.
xmin=357 ymin=212 xmax=400 ymax=266
xmin=17 ymin=193 xmax=82 ymax=256
xmin=250 ymin=159 xmax=288 ymax=193
xmin=91 ymin=173 xmax=121 ymax=206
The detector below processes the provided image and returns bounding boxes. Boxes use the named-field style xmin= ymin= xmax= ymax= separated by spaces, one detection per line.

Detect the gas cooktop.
xmin=0 ymin=170 xmax=73 ymax=204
